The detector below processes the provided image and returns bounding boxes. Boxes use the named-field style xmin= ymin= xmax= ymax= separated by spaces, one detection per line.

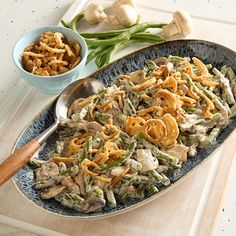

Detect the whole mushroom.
xmin=114 ymin=4 xmax=138 ymax=27
xmin=113 ymin=0 xmax=136 ymax=9
xmin=84 ymin=3 xmax=107 ymax=25
xmin=109 ymin=0 xmax=138 ymax=27
xmin=162 ymin=10 xmax=193 ymax=37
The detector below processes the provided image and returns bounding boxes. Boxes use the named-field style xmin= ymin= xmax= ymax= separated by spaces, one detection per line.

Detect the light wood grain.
xmin=0 ymin=223 xmax=38 ymax=236
xmin=0 ymin=139 xmax=40 ymax=187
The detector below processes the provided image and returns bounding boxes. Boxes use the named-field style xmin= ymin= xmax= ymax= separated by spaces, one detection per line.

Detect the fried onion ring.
xmin=155 ymin=89 xmax=178 ymax=110
xmin=143 ymin=119 xmax=166 ymax=144
xmin=124 ymin=117 xmax=146 ymax=136
xmin=160 ymin=114 xmax=179 ymax=147
xmin=101 ymin=124 xmax=120 ymax=141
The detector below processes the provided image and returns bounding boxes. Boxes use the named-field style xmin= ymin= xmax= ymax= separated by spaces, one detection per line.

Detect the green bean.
xmin=95 ymin=48 xmax=111 ymax=67
xmin=64 ymin=193 xmax=85 ymax=205
xmin=146 ymin=185 xmax=159 ymax=195
xmin=105 ymin=189 xmax=117 ymax=207
xmin=199 ymin=113 xmax=222 ymax=129
xmin=85 ymin=22 xmax=166 ymax=47
xmin=160 ymin=173 xmax=171 ymax=186
xmin=213 ymin=68 xmax=235 ymax=105
xmin=101 ymin=141 xmax=136 ymax=170
xmin=147 ymin=60 xmax=158 ymax=70
xmin=131 ymin=32 xmax=164 ymax=42
xmin=125 ymin=159 xmax=142 ymax=171
xmin=149 ymin=170 xmax=163 ymax=183
xmin=81 ymin=28 xmax=129 ymax=39
xmin=99 ymin=37 xmax=165 ymax=67
xmin=195 ymin=82 xmax=230 ymax=115
xmin=168 ymin=55 xmax=188 ymax=62
xmin=61 ymin=19 xmax=70 ymax=28
xmin=61 ymin=165 xmax=79 ymax=177
xmin=34 ymin=176 xmax=62 ymax=189
xmin=58 ymin=162 xmax=67 ymax=173
xmin=80 ymin=15 xmax=142 ymax=39
xmin=182 ymin=107 xmax=196 ymax=113
xmin=84 ymin=137 xmax=93 ymax=160
xmin=69 ymin=11 xmax=84 ymax=32
xmin=28 ymin=158 xmax=47 ymax=168
xmin=141 ymin=137 xmax=180 ymax=167
xmin=94 ymin=111 xmax=112 ymax=124
xmin=200 ymin=127 xmax=221 ymax=147
xmin=90 ymin=186 xmax=104 ymax=199
xmin=86 ymin=46 xmax=110 ymax=64
xmin=185 ymin=73 xmax=230 ymax=116
xmin=84 ymin=173 xmax=93 ymax=193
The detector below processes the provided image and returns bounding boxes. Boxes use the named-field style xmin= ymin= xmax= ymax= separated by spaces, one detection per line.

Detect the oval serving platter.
xmin=12 ymin=40 xmax=236 ymax=218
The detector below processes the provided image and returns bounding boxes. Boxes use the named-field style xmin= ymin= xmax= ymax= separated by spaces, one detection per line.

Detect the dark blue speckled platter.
xmin=13 ymin=40 xmax=236 ymax=218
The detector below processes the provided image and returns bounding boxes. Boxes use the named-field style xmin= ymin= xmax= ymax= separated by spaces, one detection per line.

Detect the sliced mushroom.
xmin=80 ymin=195 xmax=106 ymax=213
xmin=136 ymin=149 xmax=159 ymax=173
xmin=84 ymin=121 xmax=102 ymax=132
xmin=35 ymin=162 xmax=59 ymax=181
xmin=161 ymin=144 xmax=189 ymax=162
xmin=62 ymin=176 xmax=80 ymax=195
xmin=65 ymin=120 xmax=102 ymax=132
xmin=41 ymin=185 xmax=66 ymax=199
xmin=74 ymin=173 xmax=86 ymax=196
xmin=130 ymin=70 xmax=146 ymax=83
xmin=154 ymin=57 xmax=169 ymax=67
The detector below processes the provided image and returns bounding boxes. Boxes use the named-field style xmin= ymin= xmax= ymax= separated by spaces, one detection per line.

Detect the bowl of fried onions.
xmin=12 ymin=25 xmax=88 ymax=94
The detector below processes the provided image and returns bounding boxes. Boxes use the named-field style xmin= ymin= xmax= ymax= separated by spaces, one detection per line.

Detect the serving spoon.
xmin=0 ymin=78 xmax=104 ymax=186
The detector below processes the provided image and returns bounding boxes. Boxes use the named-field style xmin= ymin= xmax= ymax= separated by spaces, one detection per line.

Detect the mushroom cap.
xmin=113 ymin=0 xmax=136 ymax=9
xmin=85 ymin=3 xmax=104 ymax=12
xmin=173 ymin=10 xmax=193 ymax=35
xmin=115 ymin=4 xmax=138 ymax=27
xmin=84 ymin=3 xmax=107 ymax=24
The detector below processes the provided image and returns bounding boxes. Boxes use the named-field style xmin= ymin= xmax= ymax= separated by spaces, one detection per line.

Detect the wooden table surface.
xmin=0 ymin=0 xmax=236 ymax=235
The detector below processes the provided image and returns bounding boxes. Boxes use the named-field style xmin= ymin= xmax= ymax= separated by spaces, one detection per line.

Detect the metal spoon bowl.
xmin=0 ymin=78 xmax=104 ymax=186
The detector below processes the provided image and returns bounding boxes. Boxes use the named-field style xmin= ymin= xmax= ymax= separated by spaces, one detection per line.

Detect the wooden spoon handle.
xmin=0 ymin=139 xmax=40 ymax=186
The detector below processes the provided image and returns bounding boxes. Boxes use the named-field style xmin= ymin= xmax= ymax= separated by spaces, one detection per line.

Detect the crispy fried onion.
xmin=110 ymin=167 xmax=130 ymax=188
xmin=192 ymin=57 xmax=209 ymax=76
xmin=104 ymin=142 xmax=125 ymax=160
xmin=155 ymin=89 xmax=178 ymax=110
xmin=101 ymin=124 xmax=120 ymax=141
xmin=198 ymin=92 xmax=215 ymax=118
xmin=74 ymin=95 xmax=97 ymax=110
xmin=132 ymin=77 xmax=156 ymax=92
xmin=181 ymin=59 xmax=218 ymax=87
xmin=67 ymin=132 xmax=94 ymax=155
xmin=178 ymin=96 xmax=196 ymax=108
xmin=143 ymin=119 xmax=167 ymax=144
xmin=97 ymin=102 xmax=113 ymax=112
xmin=93 ymin=142 xmax=125 ymax=165
xmin=160 ymin=114 xmax=179 ymax=147
xmin=81 ymin=159 xmax=111 ymax=182
xmin=187 ymin=83 xmax=199 ymax=99
xmin=161 ymin=76 xmax=177 ymax=93
xmin=137 ymin=106 xmax=163 ymax=118
xmin=51 ymin=156 xmax=75 ymax=164
xmin=124 ymin=117 xmax=146 ymax=136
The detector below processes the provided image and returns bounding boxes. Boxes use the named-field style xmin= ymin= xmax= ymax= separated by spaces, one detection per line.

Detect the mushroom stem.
xmin=162 ymin=22 xmax=178 ymax=37
xmin=162 ymin=10 xmax=193 ymax=37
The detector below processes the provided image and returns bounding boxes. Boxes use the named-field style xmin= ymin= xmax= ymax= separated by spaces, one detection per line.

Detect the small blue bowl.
xmin=12 ymin=25 xmax=88 ymax=94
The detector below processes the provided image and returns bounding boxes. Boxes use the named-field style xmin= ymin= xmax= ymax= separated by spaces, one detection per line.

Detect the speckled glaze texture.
xmin=13 ymin=40 xmax=236 ymax=218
